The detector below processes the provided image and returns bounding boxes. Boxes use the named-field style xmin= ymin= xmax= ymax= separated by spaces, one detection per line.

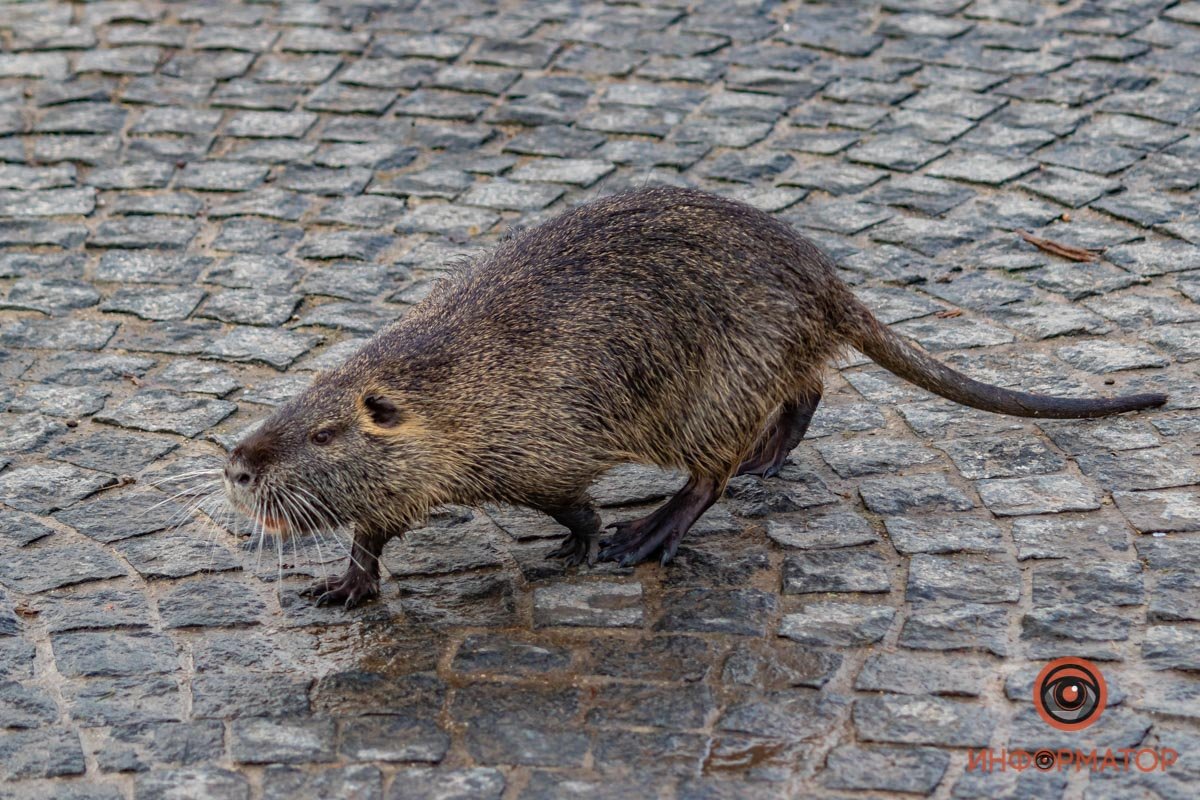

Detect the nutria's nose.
xmin=225 ymin=443 xmax=258 ymax=488
xmin=225 ymin=461 xmax=255 ymax=488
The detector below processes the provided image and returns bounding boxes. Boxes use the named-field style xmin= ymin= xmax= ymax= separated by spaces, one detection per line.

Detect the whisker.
xmin=162 ymin=484 xmax=222 ymax=532
xmin=253 ymin=493 xmax=268 ymax=575
xmin=143 ymin=480 xmax=222 ymax=521
xmin=274 ymin=491 xmax=326 ymax=578
xmin=142 ymin=468 xmax=222 ymax=490
xmin=290 ymin=489 xmax=363 ymax=576
xmin=273 ymin=492 xmax=285 ymax=596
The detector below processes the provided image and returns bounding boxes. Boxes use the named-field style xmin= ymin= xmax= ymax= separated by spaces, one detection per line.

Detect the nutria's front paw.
xmin=546 ymin=531 xmax=596 ymax=567
xmin=301 ymin=572 xmax=380 ymax=609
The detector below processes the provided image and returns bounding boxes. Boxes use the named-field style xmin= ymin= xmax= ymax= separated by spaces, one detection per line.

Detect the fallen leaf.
xmin=1017 ymin=229 xmax=1101 ymax=262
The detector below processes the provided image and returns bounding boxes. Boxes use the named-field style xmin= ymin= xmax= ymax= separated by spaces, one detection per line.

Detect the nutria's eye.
xmin=364 ymin=394 xmax=403 ymax=428
xmin=311 ymin=429 xmax=335 ymax=445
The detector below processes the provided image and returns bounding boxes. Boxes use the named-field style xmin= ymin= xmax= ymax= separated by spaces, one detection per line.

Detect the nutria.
xmin=222 ymin=186 xmax=1166 ymax=608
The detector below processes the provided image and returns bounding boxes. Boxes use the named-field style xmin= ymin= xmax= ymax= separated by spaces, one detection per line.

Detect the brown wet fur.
xmin=224 ymin=186 xmax=1167 ymax=606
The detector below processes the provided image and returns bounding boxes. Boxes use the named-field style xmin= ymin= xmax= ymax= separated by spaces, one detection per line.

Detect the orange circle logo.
xmin=1033 ymin=657 xmax=1107 ymax=731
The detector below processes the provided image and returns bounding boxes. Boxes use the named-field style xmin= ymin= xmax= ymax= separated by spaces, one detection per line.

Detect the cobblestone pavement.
xmin=0 ymin=0 xmax=1198 ymax=798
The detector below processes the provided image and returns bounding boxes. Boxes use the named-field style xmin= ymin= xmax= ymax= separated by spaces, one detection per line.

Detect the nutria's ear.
xmin=363 ymin=394 xmax=403 ymax=428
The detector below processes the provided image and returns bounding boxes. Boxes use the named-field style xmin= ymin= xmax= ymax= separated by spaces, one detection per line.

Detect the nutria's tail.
xmin=843 ymin=298 xmax=1167 ymax=418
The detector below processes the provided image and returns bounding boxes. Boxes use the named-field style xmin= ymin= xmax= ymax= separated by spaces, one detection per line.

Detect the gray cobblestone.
xmin=0 ymin=2 xmax=1195 ymax=797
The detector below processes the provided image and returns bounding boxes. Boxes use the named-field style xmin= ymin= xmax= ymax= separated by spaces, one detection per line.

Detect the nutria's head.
xmin=223 ymin=364 xmax=439 ymax=538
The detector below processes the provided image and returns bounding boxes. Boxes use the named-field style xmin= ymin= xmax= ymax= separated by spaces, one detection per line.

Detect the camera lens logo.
xmin=1033 ymin=657 xmax=1107 ymax=731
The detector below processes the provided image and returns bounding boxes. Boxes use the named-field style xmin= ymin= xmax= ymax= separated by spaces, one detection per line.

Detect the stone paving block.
xmin=91 ymin=720 xmax=224 ymax=773
xmin=586 ymin=682 xmax=715 ymax=729
xmin=451 ymin=632 xmax=573 ymax=675
xmin=387 ymin=768 xmax=504 ymax=800
xmin=197 ymin=290 xmax=301 ymax=327
xmin=718 ymin=687 xmax=847 ymax=742
xmin=587 ymin=635 xmax=715 ymax=683
xmin=212 ymin=80 xmax=303 ymax=110
xmin=938 ymin=434 xmax=1067 ymax=479
xmin=397 ymin=572 xmax=518 ymax=628
xmin=319 ymin=195 xmax=408 ymax=228
xmin=35 ymin=588 xmax=153 ymax=634
xmin=1021 ymin=604 xmax=1132 ymax=660
xmin=978 ymin=474 xmax=1101 ymax=516
xmin=900 ymin=603 xmax=1011 ymax=657
xmin=0 ymin=679 xmax=58 ymax=729
xmin=855 ymin=651 xmax=990 ymax=697
xmin=230 ymin=717 xmax=336 ymax=764
xmin=1011 ymin=515 xmax=1131 ymax=561
xmin=369 ymin=167 xmax=474 ymax=199
xmin=1076 ymin=445 xmax=1200 ymax=491
xmin=783 ymin=548 xmax=892 ymax=594
xmin=95 ymin=251 xmax=211 ymax=285
xmin=202 ymin=327 xmax=320 ymax=370
xmin=1 ymin=318 xmax=117 ymax=351
xmin=847 ymin=134 xmax=948 ymax=172
xmin=90 ymin=216 xmax=201 ymax=249
xmin=51 ymin=630 xmax=179 ymax=678
xmin=155 ymin=359 xmax=242 ymax=396
xmin=101 ymin=286 xmax=206 ymax=321
xmin=111 ymin=319 xmax=224 ymax=357
xmin=854 ymin=693 xmax=997 ymax=747
xmin=0 ymin=728 xmax=85 ymax=781
xmin=9 ymin=384 xmax=109 ymax=419
xmin=817 ymin=436 xmax=941 ymax=477
xmin=658 ymin=588 xmax=778 ymax=637
xmin=0 ymin=189 xmax=96 ymax=218
xmin=158 ymin=578 xmax=267 ymax=629
xmin=1033 ymin=560 xmax=1143 ymax=608
xmin=262 ymin=765 xmax=383 ymax=800
xmin=533 ymin=581 xmax=642 ymax=628
xmin=722 ymin=639 xmax=842 ymax=691
xmin=780 ymin=602 xmax=894 ymax=647
xmin=859 ymin=473 xmax=975 ymax=515
xmin=132 ymin=768 xmax=250 ymax=800
xmin=207 ymin=189 xmax=311 ymax=222
xmin=454 ymin=683 xmax=587 ymax=767
xmin=0 ymin=512 xmax=56 ymax=549
xmin=63 ymin=675 xmax=183 ymax=726
xmin=592 ymin=731 xmax=709 ymax=778
xmin=821 ymin=745 xmax=949 ymax=794
xmin=907 ymin=554 xmax=1021 ymax=604
xmin=662 ymin=537 xmax=771 ymax=587
xmin=0 ymin=464 xmax=116 ymax=515
xmin=114 ymin=530 xmax=240 ymax=580
xmin=96 ymin=389 xmax=236 ymax=437
xmin=460 ymin=179 xmax=565 ymax=211
xmin=191 ymin=672 xmax=310 ymax=720
xmin=53 ymin=491 xmax=186 ymax=543
xmin=884 ymin=515 xmax=1005 ymax=554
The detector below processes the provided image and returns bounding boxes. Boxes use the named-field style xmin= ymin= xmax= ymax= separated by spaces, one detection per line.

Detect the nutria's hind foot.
xmin=736 ymin=391 xmax=822 ymax=478
xmin=541 ymin=503 xmax=602 ymax=567
xmin=302 ymin=569 xmax=380 ymax=608
xmin=598 ymin=476 xmax=720 ymax=567
xmin=546 ymin=532 xmax=593 ymax=566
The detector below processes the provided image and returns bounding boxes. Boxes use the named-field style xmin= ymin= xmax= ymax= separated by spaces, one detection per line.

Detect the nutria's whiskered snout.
xmin=224 ymin=366 xmax=448 ymax=550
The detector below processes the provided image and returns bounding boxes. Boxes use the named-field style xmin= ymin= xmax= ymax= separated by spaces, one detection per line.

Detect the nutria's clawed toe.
xmin=302 ymin=572 xmax=380 ymax=609
xmin=546 ymin=532 xmax=595 ymax=567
